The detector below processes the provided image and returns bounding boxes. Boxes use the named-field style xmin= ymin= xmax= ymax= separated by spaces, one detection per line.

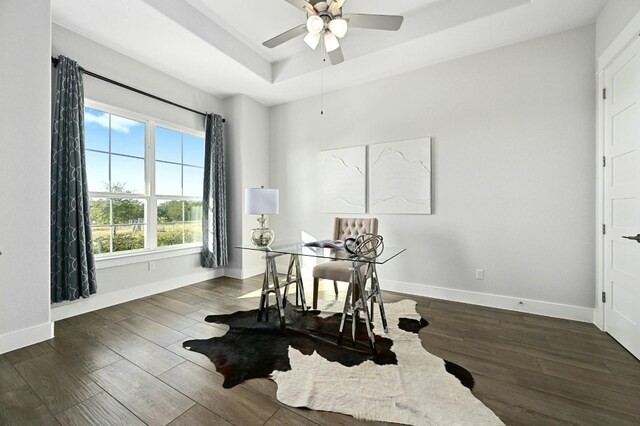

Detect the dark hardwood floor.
xmin=1 ymin=276 xmax=639 ymax=425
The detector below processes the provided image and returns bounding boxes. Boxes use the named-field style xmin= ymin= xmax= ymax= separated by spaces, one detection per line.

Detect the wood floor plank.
xmin=165 ymin=339 xmax=221 ymax=375
xmin=145 ymin=294 xmax=201 ymax=316
xmin=47 ymin=323 xmax=122 ymax=374
xmin=539 ymin=358 xmax=640 ymax=396
xmin=5 ymin=340 xmax=57 ymax=365
xmin=428 ymin=299 xmax=526 ymax=322
xmin=545 ymin=334 xmax=639 ymax=365
xmin=181 ymin=322 xmax=229 ymax=340
xmin=93 ymin=304 xmax=137 ymax=323
xmin=421 ymin=330 xmax=542 ymax=373
xmin=122 ymin=300 xmax=198 ymax=331
xmin=480 ymin=396 xmax=574 ymax=426
xmin=0 ymin=386 xmax=59 ymax=425
xmin=186 ymin=308 xmax=228 ymax=324
xmin=462 ymin=331 xmax=612 ymax=374
xmin=0 ymin=362 xmax=27 ymax=395
xmin=604 ymin=358 xmax=640 ymax=379
xmin=424 ymin=345 xmax=518 ymax=384
xmin=158 ymin=361 xmax=279 ymax=426
xmin=265 ymin=407 xmax=320 ymax=426
xmin=14 ymin=351 xmax=102 ymax=414
xmin=56 ymin=392 xmax=145 ymax=426
xmin=474 ymin=374 xmax=639 ymax=426
xmin=164 ymin=288 xmax=213 ymax=306
xmin=168 ymin=404 xmax=233 ymax=426
xmin=89 ymin=359 xmax=193 ymax=426
xmin=117 ymin=315 xmax=188 ymax=347
xmin=65 ymin=320 xmax=186 ymax=377
xmin=100 ymin=329 xmax=186 ymax=376
xmin=514 ymin=368 xmax=640 ymax=417
xmin=420 ymin=304 xmax=502 ymax=328
xmin=521 ymin=313 xmax=603 ymax=336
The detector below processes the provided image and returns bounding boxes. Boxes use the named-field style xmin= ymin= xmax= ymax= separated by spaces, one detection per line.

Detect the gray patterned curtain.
xmin=51 ymin=56 xmax=97 ymax=303
xmin=201 ymin=114 xmax=228 ymax=268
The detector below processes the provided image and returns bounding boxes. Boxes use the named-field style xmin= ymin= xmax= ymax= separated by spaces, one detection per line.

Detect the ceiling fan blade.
xmin=283 ymin=0 xmax=311 ymax=11
xmin=263 ymin=24 xmax=307 ymax=48
xmin=328 ymin=0 xmax=346 ymax=14
xmin=343 ymin=13 xmax=404 ymax=31
xmin=304 ymin=3 xmax=316 ymax=15
xmin=328 ymin=45 xmax=344 ymax=65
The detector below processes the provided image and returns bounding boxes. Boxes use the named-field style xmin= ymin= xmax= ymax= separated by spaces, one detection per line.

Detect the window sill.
xmin=94 ymin=244 xmax=202 ymax=269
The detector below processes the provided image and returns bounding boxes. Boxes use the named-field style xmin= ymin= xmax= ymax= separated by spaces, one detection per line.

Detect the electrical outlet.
xmin=148 ymin=261 xmax=156 ymax=272
xmin=475 ymin=269 xmax=484 ymax=280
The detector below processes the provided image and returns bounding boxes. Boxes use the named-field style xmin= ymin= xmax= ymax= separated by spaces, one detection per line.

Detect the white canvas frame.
xmin=369 ymin=138 xmax=432 ymax=214
xmin=318 ymin=146 xmax=367 ymax=213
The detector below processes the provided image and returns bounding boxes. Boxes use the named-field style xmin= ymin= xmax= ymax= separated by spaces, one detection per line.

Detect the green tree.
xmin=157 ymin=200 xmax=183 ymax=223
xmin=89 ymin=181 xmax=144 ymax=226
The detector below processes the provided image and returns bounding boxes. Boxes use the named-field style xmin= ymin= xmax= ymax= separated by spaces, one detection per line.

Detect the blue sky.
xmin=85 ymin=108 xmax=204 ymax=196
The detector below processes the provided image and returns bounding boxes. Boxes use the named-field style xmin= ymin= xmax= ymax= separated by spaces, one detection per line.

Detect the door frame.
xmin=595 ymin=11 xmax=640 ymax=331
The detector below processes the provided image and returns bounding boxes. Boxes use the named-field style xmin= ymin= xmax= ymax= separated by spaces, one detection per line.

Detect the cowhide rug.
xmin=183 ymin=299 xmax=503 ymax=426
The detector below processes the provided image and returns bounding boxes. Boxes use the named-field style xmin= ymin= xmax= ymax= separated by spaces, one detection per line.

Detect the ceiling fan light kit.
xmin=264 ymin=0 xmax=404 ymax=65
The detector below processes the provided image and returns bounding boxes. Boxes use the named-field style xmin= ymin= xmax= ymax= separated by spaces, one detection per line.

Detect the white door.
xmin=604 ymin=35 xmax=640 ymax=360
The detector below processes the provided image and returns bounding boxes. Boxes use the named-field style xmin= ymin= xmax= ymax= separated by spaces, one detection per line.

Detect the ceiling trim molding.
xmin=140 ymin=0 xmax=273 ymax=82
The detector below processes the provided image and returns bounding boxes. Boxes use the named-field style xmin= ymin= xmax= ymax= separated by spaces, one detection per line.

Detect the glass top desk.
xmin=235 ymin=241 xmax=406 ymax=352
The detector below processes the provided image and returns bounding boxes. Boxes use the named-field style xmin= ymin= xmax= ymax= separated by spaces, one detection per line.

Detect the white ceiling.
xmin=51 ymin=0 xmax=608 ymax=106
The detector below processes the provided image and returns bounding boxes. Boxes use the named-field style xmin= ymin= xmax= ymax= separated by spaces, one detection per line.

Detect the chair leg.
xmin=313 ymin=277 xmax=319 ymax=309
xmin=333 ymin=281 xmax=339 ymax=296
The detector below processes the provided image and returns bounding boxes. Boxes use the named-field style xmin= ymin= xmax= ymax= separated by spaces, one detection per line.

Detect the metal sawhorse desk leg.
xmin=257 ymin=252 xmax=307 ymax=328
xmin=337 ymin=262 xmax=388 ymax=352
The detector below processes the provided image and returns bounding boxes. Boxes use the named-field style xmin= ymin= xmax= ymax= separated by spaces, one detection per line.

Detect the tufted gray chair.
xmin=312 ymin=217 xmax=379 ymax=309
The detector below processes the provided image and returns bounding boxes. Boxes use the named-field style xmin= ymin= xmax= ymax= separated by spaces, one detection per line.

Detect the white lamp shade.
xmin=328 ymin=18 xmax=348 ymax=38
xmin=245 ymin=188 xmax=279 ymax=215
xmin=306 ymin=15 xmax=324 ymax=34
xmin=324 ymin=32 xmax=340 ymax=52
xmin=304 ymin=32 xmax=321 ymax=50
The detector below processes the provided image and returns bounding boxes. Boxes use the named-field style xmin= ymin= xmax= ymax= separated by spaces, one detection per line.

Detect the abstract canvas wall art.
xmin=369 ymin=138 xmax=431 ymax=214
xmin=319 ymin=146 xmax=366 ymax=213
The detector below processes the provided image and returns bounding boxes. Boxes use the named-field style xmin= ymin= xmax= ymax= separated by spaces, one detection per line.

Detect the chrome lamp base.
xmin=250 ymin=215 xmax=274 ymax=247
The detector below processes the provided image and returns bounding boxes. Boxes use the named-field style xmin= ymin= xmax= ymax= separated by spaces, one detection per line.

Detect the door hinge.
xmin=603 ymin=156 xmax=606 ymax=167
xmin=602 ymin=291 xmax=606 ymax=303
xmin=602 ymin=88 xmax=607 ymax=100
xmin=603 ymin=224 xmax=606 ymax=235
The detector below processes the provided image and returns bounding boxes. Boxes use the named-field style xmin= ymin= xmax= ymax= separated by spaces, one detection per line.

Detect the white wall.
xmin=50 ymin=24 xmax=228 ymax=320
xmin=0 ymin=0 xmax=53 ymax=352
xmin=224 ymin=95 xmax=271 ymax=278
xmin=595 ymin=0 xmax=640 ymax=58
xmin=270 ymin=26 xmax=597 ymax=320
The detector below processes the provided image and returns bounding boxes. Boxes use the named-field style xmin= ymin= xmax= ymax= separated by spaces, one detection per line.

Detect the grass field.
xmin=92 ymin=222 xmax=201 ymax=254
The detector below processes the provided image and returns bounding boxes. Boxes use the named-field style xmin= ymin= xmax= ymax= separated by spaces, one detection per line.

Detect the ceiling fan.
xmin=263 ymin=0 xmax=404 ymax=65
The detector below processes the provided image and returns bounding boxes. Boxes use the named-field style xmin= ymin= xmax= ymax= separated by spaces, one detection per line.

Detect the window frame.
xmin=85 ymin=100 xmax=205 ymax=261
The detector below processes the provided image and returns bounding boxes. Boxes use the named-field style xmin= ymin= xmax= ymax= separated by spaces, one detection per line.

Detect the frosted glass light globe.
xmin=306 ymin=15 xmax=324 ymax=34
xmin=328 ymin=18 xmax=348 ymax=38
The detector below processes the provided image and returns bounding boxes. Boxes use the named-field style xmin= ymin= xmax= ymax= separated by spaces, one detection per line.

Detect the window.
xmin=155 ymin=126 xmax=204 ymax=247
xmin=84 ymin=105 xmax=205 ymax=255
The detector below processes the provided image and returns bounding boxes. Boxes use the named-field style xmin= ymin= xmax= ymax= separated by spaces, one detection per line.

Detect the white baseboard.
xmin=593 ymin=307 xmax=605 ymax=331
xmin=51 ymin=268 xmax=224 ymax=321
xmin=0 ymin=321 xmax=54 ymax=355
xmin=382 ymin=279 xmax=595 ymax=323
xmin=224 ymin=265 xmax=264 ymax=280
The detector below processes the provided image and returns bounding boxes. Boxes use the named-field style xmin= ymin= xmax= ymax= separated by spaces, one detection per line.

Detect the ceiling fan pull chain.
xmin=321 ymin=43 xmax=325 ymax=115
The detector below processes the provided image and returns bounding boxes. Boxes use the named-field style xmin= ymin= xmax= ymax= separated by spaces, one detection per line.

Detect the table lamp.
xmin=245 ymin=187 xmax=279 ymax=247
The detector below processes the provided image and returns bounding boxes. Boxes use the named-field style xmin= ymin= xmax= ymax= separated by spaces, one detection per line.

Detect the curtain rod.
xmin=51 ymin=57 xmax=225 ymax=123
